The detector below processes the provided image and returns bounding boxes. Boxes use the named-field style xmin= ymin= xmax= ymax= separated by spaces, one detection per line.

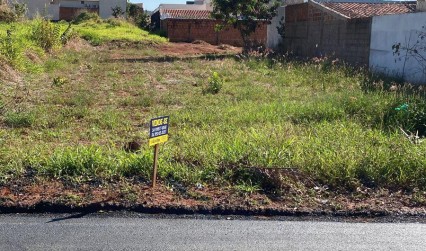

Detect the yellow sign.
xmin=149 ymin=135 xmax=169 ymax=147
xmin=149 ymin=116 xmax=169 ymax=146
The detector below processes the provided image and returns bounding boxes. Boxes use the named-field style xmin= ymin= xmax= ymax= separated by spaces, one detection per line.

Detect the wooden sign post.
xmin=149 ymin=116 xmax=169 ymax=188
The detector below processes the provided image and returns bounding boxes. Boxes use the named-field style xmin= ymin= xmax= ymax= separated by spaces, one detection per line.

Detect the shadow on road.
xmin=46 ymin=212 xmax=90 ymax=223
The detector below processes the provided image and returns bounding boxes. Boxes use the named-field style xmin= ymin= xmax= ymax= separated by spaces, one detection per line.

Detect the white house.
xmin=9 ymin=0 xmax=126 ymax=20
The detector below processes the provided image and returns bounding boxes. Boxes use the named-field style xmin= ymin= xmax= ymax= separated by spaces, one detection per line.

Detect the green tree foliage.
xmin=211 ymin=0 xmax=279 ymax=48
xmin=111 ymin=5 xmax=125 ymax=18
xmin=126 ymin=3 xmax=150 ymax=29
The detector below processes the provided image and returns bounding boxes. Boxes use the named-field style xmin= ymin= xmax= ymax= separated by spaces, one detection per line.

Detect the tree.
xmin=111 ymin=5 xmax=125 ymax=18
xmin=211 ymin=0 xmax=279 ymax=49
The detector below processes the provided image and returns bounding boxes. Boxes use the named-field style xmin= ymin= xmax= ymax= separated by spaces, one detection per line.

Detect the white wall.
xmin=99 ymin=0 xmax=126 ymax=19
xmin=370 ymin=12 xmax=426 ymax=84
xmin=267 ymin=6 xmax=285 ymax=50
xmin=266 ymin=0 xmax=306 ymax=50
xmin=60 ymin=1 xmax=99 ymax=9
xmin=13 ymin=0 xmax=59 ymax=20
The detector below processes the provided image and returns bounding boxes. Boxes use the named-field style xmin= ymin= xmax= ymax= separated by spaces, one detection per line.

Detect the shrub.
xmin=13 ymin=2 xmax=27 ymax=20
xmin=203 ymin=72 xmax=223 ymax=95
xmin=385 ymin=96 xmax=426 ymax=136
xmin=73 ymin=11 xmax=100 ymax=24
xmin=0 ymin=4 xmax=17 ymax=23
xmin=4 ymin=110 xmax=35 ymax=128
xmin=111 ymin=6 xmax=124 ymax=18
xmin=0 ymin=27 xmax=21 ymax=66
xmin=127 ymin=3 xmax=150 ymax=29
xmin=32 ymin=18 xmax=61 ymax=51
xmin=0 ymin=98 xmax=4 ymax=114
xmin=106 ymin=18 xmax=125 ymax=27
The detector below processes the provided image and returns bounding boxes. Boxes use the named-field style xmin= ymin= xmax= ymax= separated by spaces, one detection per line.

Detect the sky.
xmin=130 ymin=1 xmax=188 ymax=11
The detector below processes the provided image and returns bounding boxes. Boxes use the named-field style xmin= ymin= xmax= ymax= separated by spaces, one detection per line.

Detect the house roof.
xmin=315 ymin=1 xmax=416 ymax=19
xmin=160 ymin=9 xmax=212 ymax=20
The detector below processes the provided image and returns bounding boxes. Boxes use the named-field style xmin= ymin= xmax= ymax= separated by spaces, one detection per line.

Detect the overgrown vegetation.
xmin=0 ymin=13 xmax=166 ymax=72
xmin=1 ymin=40 xmax=426 ymax=194
xmin=1 ymin=8 xmax=426 ymax=198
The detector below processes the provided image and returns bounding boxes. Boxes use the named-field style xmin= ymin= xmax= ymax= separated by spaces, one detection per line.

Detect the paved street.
xmin=1 ymin=214 xmax=425 ymax=250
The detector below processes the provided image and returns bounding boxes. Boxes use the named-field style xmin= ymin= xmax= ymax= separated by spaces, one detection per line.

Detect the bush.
xmin=13 ymin=3 xmax=27 ymax=20
xmin=0 ymin=27 xmax=21 ymax=66
xmin=32 ymin=18 xmax=61 ymax=51
xmin=127 ymin=3 xmax=150 ymax=29
xmin=0 ymin=4 xmax=17 ymax=23
xmin=106 ymin=18 xmax=125 ymax=27
xmin=4 ymin=110 xmax=35 ymax=128
xmin=111 ymin=6 xmax=124 ymax=18
xmin=385 ymin=96 xmax=426 ymax=136
xmin=203 ymin=72 xmax=223 ymax=95
xmin=73 ymin=11 xmax=100 ymax=24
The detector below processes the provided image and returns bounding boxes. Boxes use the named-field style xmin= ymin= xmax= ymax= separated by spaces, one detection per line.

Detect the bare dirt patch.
xmin=0 ymin=60 xmax=22 ymax=84
xmin=156 ymin=42 xmax=241 ymax=57
xmin=64 ymin=37 xmax=95 ymax=51
xmin=1 ymin=171 xmax=426 ymax=216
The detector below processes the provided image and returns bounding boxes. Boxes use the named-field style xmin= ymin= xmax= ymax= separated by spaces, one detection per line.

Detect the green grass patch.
xmin=73 ymin=19 xmax=167 ymax=45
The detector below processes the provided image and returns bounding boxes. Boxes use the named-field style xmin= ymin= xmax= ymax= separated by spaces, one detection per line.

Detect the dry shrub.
xmin=63 ymin=37 xmax=93 ymax=51
xmin=0 ymin=4 xmax=16 ymax=23
xmin=0 ymin=59 xmax=22 ymax=83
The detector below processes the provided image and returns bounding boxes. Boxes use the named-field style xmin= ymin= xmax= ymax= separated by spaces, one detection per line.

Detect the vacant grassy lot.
xmin=1 ymin=42 xmax=426 ymax=194
xmin=1 ymin=19 xmax=426 ymax=209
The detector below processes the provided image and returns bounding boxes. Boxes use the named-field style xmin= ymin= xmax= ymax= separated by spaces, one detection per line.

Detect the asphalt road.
xmin=1 ymin=214 xmax=426 ymax=251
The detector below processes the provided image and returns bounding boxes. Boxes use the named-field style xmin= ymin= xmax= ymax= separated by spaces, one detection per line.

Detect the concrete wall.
xmin=162 ymin=19 xmax=268 ymax=47
xmin=283 ymin=3 xmax=371 ymax=65
xmin=267 ymin=6 xmax=286 ymax=50
xmin=370 ymin=12 xmax=426 ymax=84
xmin=60 ymin=7 xmax=98 ymax=21
xmin=60 ymin=1 xmax=99 ymax=9
xmin=13 ymin=0 xmax=59 ymax=20
xmin=99 ymin=0 xmax=126 ymax=19
xmin=13 ymin=0 xmax=125 ymax=20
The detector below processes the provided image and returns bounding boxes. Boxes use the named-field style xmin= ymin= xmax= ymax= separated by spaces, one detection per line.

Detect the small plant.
xmin=203 ymin=72 xmax=223 ymax=95
xmin=0 ymin=27 xmax=21 ymax=66
xmin=0 ymin=98 xmax=4 ymax=114
xmin=52 ymin=76 xmax=68 ymax=87
xmin=111 ymin=6 xmax=124 ymax=18
xmin=60 ymin=22 xmax=75 ymax=45
xmin=4 ymin=110 xmax=35 ymax=128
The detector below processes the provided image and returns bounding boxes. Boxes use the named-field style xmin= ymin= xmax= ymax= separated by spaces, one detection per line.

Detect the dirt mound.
xmin=192 ymin=40 xmax=210 ymax=45
xmin=64 ymin=37 xmax=94 ymax=51
xmin=25 ymin=51 xmax=42 ymax=64
xmin=0 ymin=59 xmax=22 ymax=84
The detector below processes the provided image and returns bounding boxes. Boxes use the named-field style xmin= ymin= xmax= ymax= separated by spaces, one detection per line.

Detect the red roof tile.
xmin=320 ymin=2 xmax=416 ymax=19
xmin=160 ymin=9 xmax=212 ymax=20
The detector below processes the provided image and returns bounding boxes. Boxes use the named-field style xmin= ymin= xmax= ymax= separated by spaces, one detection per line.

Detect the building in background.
xmin=150 ymin=0 xmax=267 ymax=46
xmin=10 ymin=0 xmax=127 ymax=20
